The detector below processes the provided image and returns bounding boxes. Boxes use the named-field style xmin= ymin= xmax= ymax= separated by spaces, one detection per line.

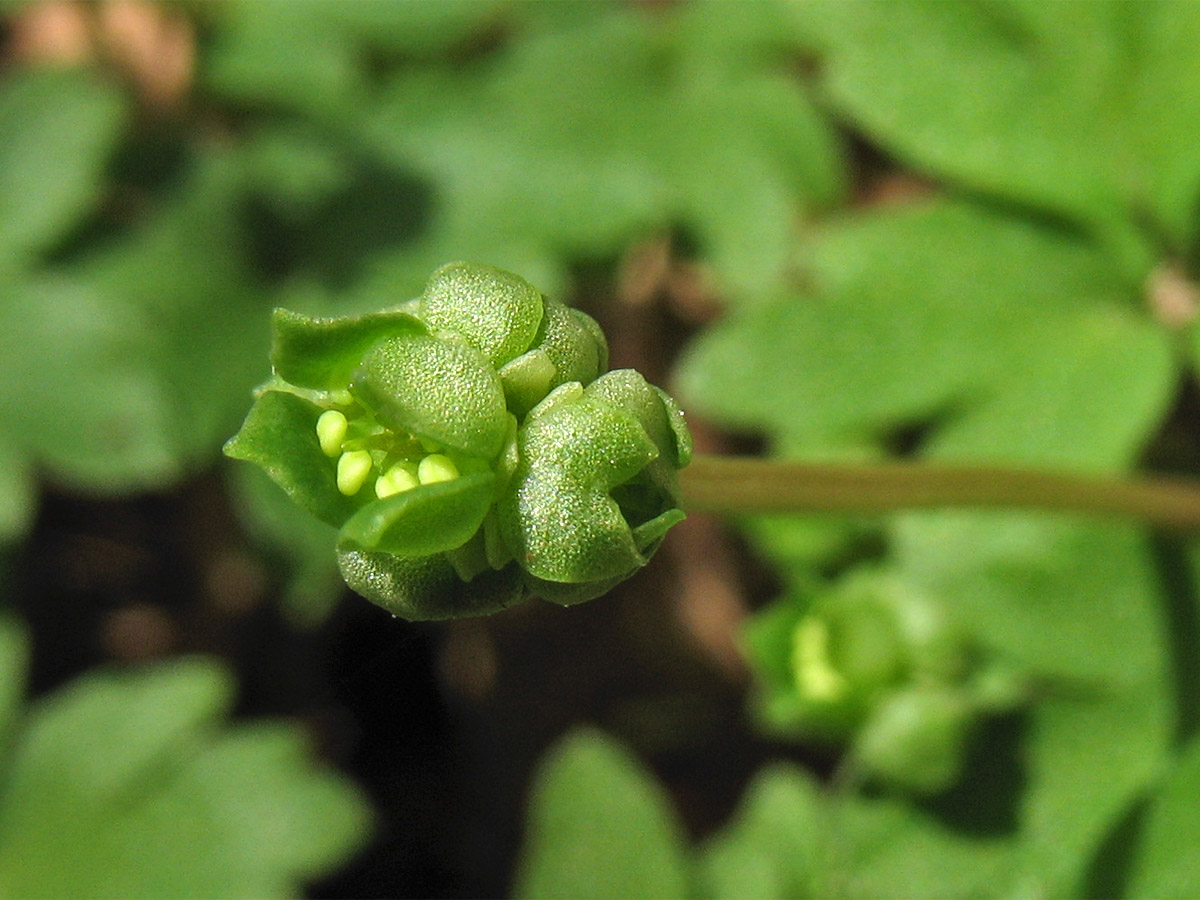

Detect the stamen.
xmin=337 ymin=450 xmax=374 ymax=495
xmin=418 ymin=454 xmax=459 ymax=485
xmin=793 ymin=617 xmax=848 ymax=702
xmin=375 ymin=463 xmax=420 ymax=499
xmin=316 ymin=410 xmax=349 ymax=457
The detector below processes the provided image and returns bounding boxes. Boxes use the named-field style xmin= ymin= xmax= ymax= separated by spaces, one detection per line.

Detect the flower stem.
xmin=680 ymin=455 xmax=1200 ymax=530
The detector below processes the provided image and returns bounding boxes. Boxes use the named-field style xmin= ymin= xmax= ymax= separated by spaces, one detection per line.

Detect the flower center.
xmin=315 ymin=407 xmax=461 ymax=498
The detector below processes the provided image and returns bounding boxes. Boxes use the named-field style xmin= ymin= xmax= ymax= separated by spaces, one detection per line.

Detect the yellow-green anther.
xmin=316 ymin=409 xmax=349 ymax=457
xmin=792 ymin=617 xmax=848 ymax=702
xmin=375 ymin=463 xmax=420 ymax=499
xmin=418 ymin=453 xmax=459 ymax=485
xmin=337 ymin=449 xmax=374 ymax=496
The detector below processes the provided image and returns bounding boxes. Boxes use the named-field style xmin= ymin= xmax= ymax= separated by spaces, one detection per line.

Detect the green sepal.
xmin=522 ymin=510 xmax=686 ymax=611
xmin=336 ymin=547 xmax=524 ymax=620
xmin=271 ymin=307 xmax=425 ymax=391
xmin=445 ymin=529 xmax=492 ymax=582
xmin=499 ymin=391 xmax=660 ymax=584
xmin=352 ymin=331 xmax=508 ymax=458
xmin=420 ymin=261 xmax=545 ymax=367
xmin=223 ymin=390 xmax=357 ymax=528
xmin=631 ymin=507 xmax=686 ymax=553
xmin=338 ymin=471 xmax=495 ymax=557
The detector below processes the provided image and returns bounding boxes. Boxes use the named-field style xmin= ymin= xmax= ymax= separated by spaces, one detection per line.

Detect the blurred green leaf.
xmin=322 ymin=0 xmax=510 ymax=57
xmin=205 ymin=0 xmax=508 ymax=119
xmin=830 ymin=791 xmax=1016 ymax=899
xmin=681 ymin=191 xmax=1176 ymax=894
xmin=0 ymin=273 xmax=180 ymax=490
xmin=74 ymin=149 xmax=272 ymax=472
xmin=679 ymin=200 xmax=1172 ymax=472
xmin=363 ymin=1 xmax=843 ymax=300
xmin=1128 ymin=733 xmax=1200 ymax=898
xmin=1128 ymin=3 xmax=1200 ymax=245
xmin=896 ymin=517 xmax=1172 ymax=895
xmin=0 ymin=69 xmax=125 ymax=271
xmin=514 ymin=728 xmax=689 ymax=900
xmin=797 ymin=2 xmax=1153 ymax=245
xmin=697 ymin=764 xmax=825 ymax=900
xmin=204 ymin=0 xmax=367 ymax=118
xmin=0 ymin=616 xmax=28 ymax=761
xmin=0 ymin=656 xmax=371 ymax=899
xmin=0 ymin=438 xmax=35 ymax=544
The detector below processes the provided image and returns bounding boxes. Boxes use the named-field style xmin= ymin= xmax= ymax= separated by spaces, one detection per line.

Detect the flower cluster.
xmin=745 ymin=572 xmax=1025 ymax=793
xmin=225 ymin=262 xmax=691 ymax=620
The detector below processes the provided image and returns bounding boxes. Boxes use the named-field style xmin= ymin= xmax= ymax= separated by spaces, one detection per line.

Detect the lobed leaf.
xmin=0 ymin=657 xmax=371 ymax=899
xmin=514 ymin=729 xmax=689 ymax=900
xmin=0 ymin=69 xmax=126 ymax=270
xmin=697 ymin=765 xmax=825 ymax=900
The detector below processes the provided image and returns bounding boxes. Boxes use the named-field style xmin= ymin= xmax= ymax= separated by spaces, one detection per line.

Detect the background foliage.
xmin=3 ymin=0 xmax=1200 ymax=897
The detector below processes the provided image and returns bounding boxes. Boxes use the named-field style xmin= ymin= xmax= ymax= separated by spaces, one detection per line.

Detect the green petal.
xmin=352 ymin=331 xmax=508 ymax=458
xmin=585 ymin=369 xmax=684 ymax=466
xmin=420 ymin=261 xmax=545 ymax=367
xmin=535 ymin=301 xmax=608 ymax=390
xmin=223 ymin=390 xmax=357 ymax=527
xmin=271 ymin=307 xmax=425 ymax=391
xmin=338 ymin=471 xmax=495 ymax=557
xmin=336 ymin=548 xmax=524 ymax=620
xmin=652 ymin=386 xmax=693 ymax=468
xmin=499 ymin=348 xmax=557 ymax=418
xmin=499 ymin=393 xmax=659 ymax=583
xmin=522 ymin=572 xmax=628 ymax=608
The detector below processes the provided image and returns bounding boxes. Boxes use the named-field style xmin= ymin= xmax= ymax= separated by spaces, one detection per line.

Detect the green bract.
xmin=225 ymin=262 xmax=691 ymax=620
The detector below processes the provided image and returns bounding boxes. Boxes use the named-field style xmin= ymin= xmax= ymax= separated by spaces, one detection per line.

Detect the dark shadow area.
xmin=1081 ymin=795 xmax=1148 ymax=900
xmin=244 ymin=150 xmax=434 ymax=290
xmin=918 ymin=711 xmax=1028 ymax=836
xmin=1149 ymin=535 xmax=1200 ymax=744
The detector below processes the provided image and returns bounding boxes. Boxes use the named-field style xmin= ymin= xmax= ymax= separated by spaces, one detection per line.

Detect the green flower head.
xmin=224 ymin=262 xmax=691 ymax=620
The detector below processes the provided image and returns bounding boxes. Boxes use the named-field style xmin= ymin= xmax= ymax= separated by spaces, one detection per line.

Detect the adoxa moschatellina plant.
xmin=225 ymin=259 xmax=1200 ymax=622
xmin=225 ymin=262 xmax=691 ymax=620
